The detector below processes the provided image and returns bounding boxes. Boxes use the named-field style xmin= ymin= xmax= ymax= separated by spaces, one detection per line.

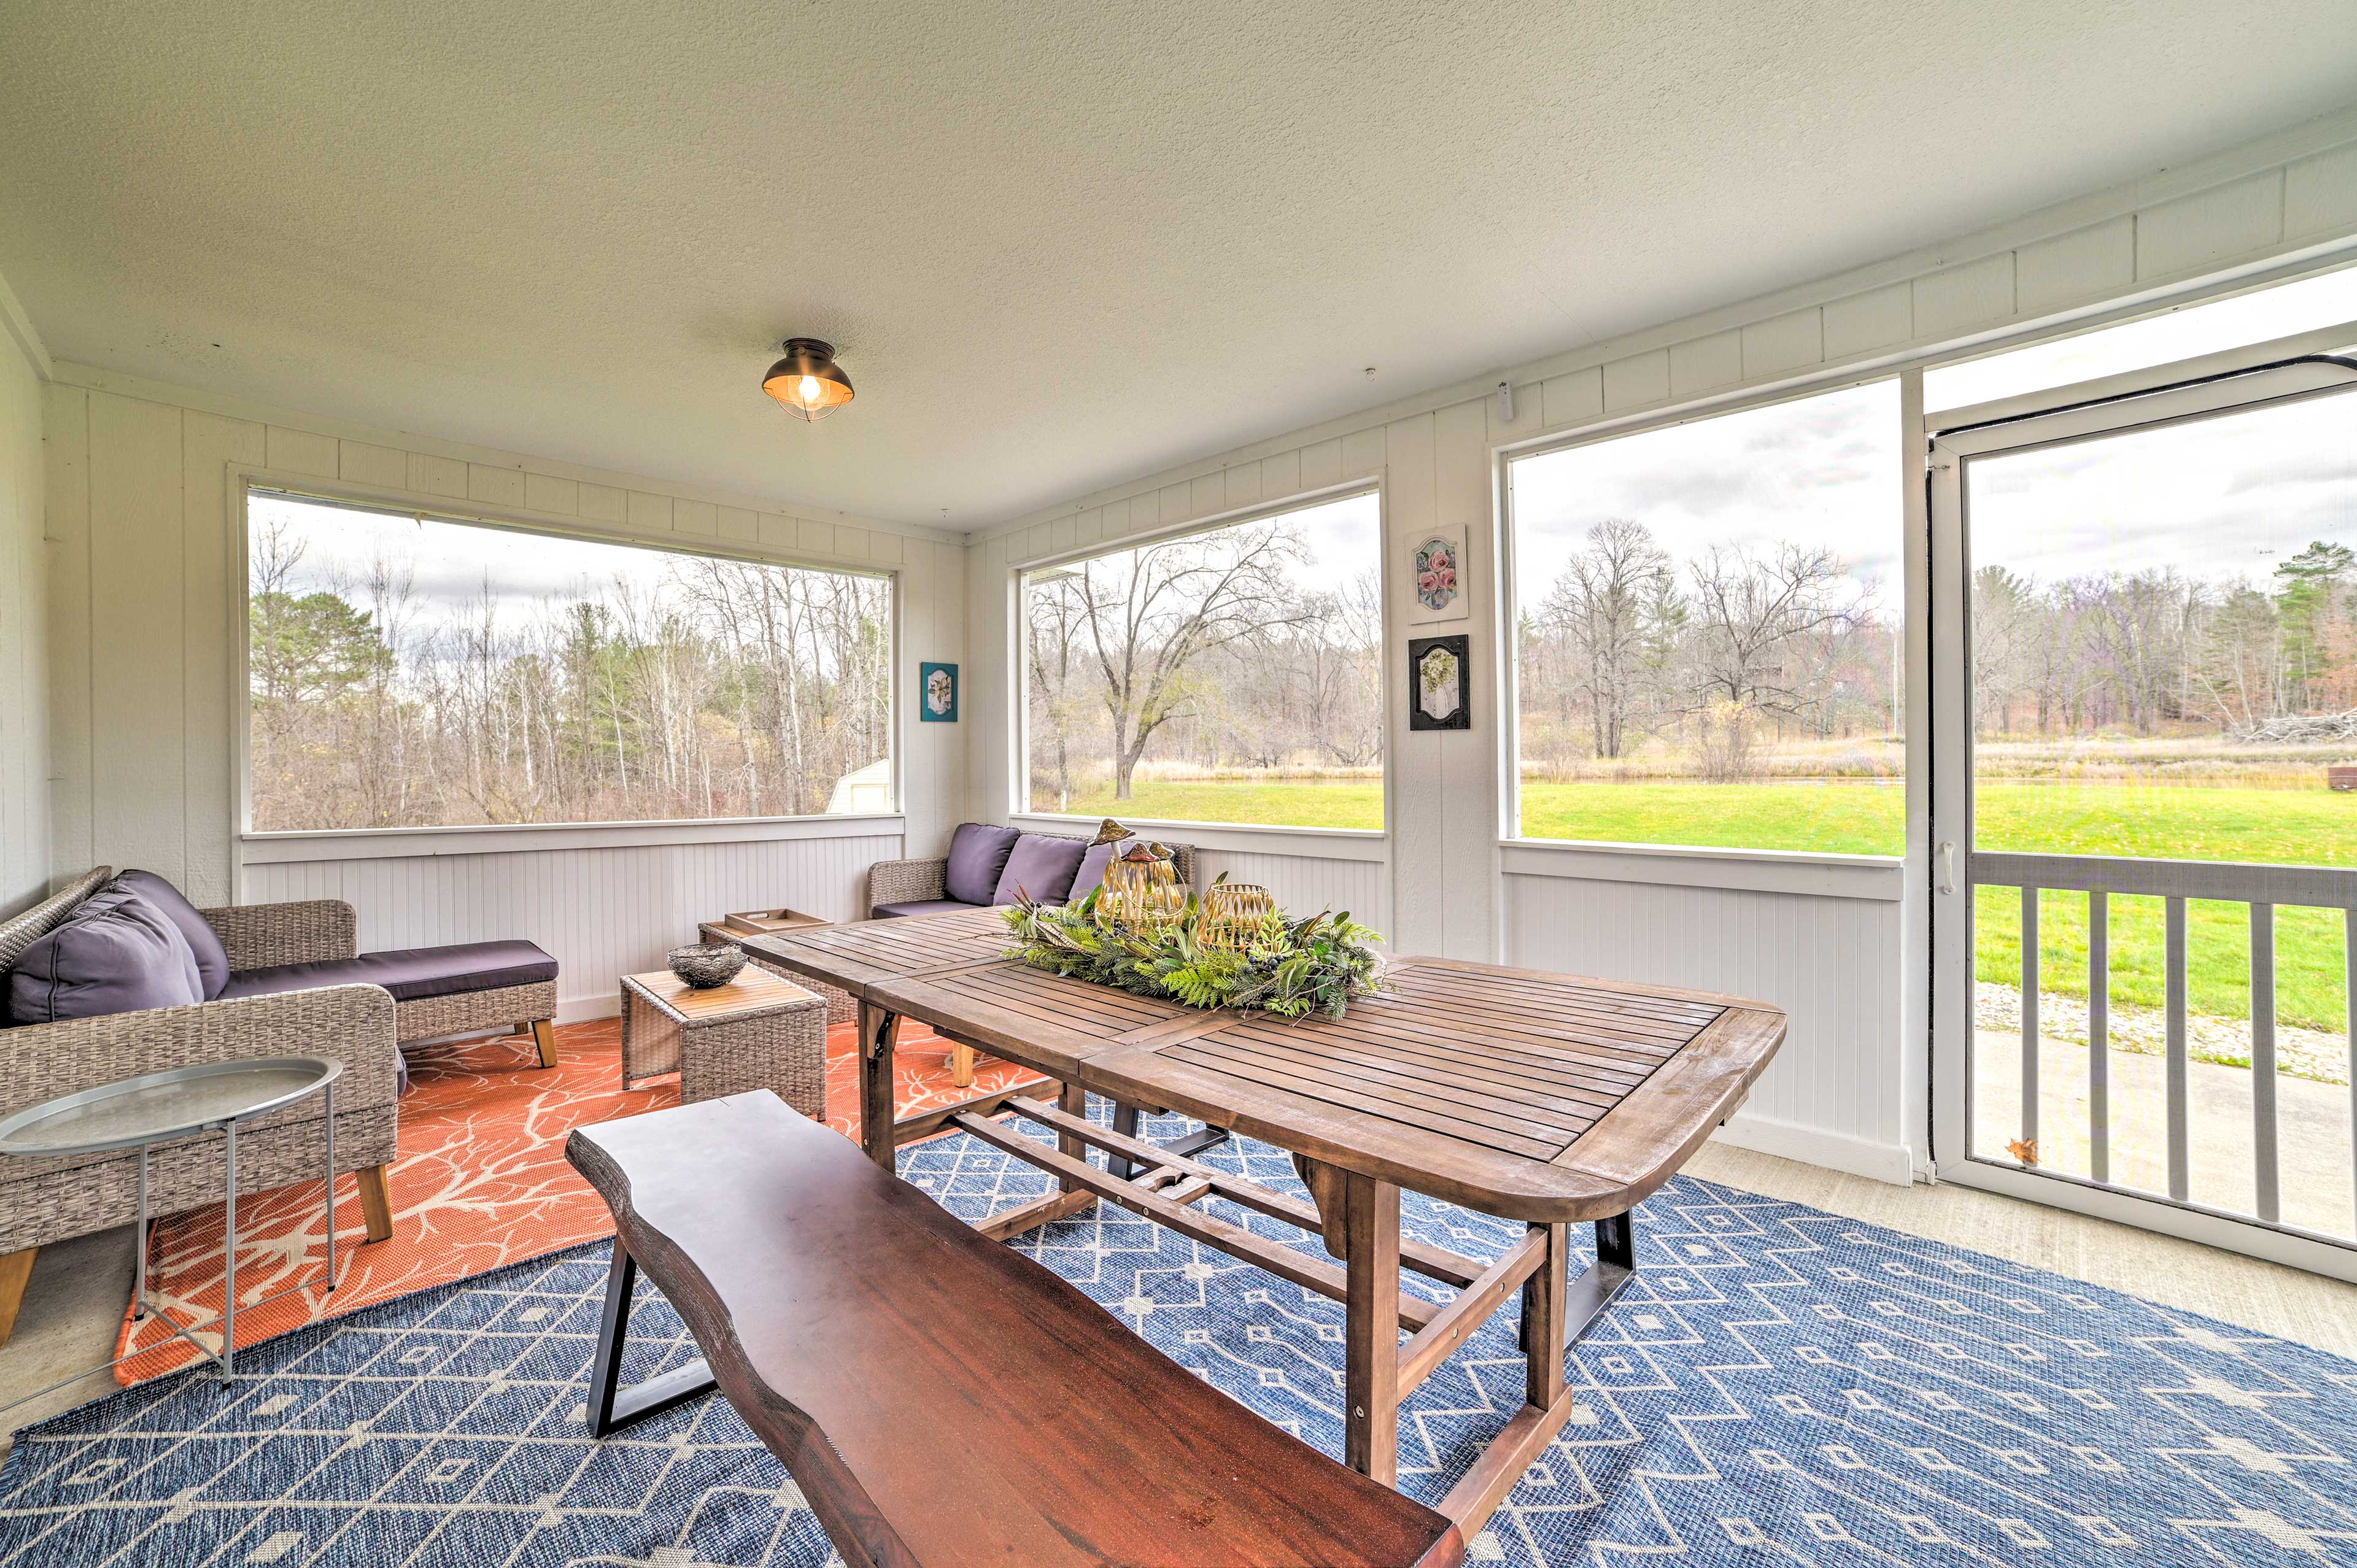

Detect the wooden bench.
xmin=565 ymin=1091 xmax=1466 ymax=1568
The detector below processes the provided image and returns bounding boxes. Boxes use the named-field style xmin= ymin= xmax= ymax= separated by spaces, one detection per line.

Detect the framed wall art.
xmin=1407 ymin=635 xmax=1469 ymax=731
xmin=920 ymin=662 xmax=959 ymax=722
xmin=1406 ymin=523 xmax=1469 ymax=625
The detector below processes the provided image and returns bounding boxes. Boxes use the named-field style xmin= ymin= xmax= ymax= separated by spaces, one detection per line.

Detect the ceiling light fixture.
xmin=761 ymin=338 xmax=854 ymax=422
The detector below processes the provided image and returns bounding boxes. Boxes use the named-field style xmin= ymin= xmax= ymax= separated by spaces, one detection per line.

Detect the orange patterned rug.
xmin=112 ymin=1014 xmax=1043 ymax=1385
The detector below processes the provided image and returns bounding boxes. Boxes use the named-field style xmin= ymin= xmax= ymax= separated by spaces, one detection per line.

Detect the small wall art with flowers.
xmin=1407 ymin=523 xmax=1469 ymax=625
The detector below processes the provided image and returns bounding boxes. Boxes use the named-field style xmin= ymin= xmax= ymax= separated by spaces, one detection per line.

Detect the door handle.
xmin=1935 ymin=840 xmax=1957 ymax=895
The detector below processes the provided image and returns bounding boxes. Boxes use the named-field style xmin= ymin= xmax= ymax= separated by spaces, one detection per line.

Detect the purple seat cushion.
xmin=942 ymin=823 xmax=1022 ymax=906
xmin=8 ymin=884 xmax=204 ymax=1025
xmin=872 ymin=898 xmax=984 ymax=919
xmin=993 ymin=833 xmax=1088 ymax=906
xmin=115 ymin=869 xmax=233 ymax=1000
xmin=220 ymin=939 xmax=557 ymax=1005
xmin=1070 ymin=841 xmax=1120 ymax=905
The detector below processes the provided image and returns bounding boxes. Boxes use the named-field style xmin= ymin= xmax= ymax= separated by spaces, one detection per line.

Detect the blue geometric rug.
xmin=2 ymin=1108 xmax=2353 ymax=1566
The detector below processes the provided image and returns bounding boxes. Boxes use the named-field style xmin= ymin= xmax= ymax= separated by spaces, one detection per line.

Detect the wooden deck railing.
xmin=1972 ymin=850 xmax=2357 ymax=1229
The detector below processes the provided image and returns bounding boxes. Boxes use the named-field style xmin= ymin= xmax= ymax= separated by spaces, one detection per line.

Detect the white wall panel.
xmin=1193 ymin=849 xmax=1390 ymax=943
xmin=243 ymin=832 xmax=902 ymax=1021
xmin=0 ymin=326 xmax=45 ymax=916
xmin=1503 ymin=871 xmax=1910 ymax=1181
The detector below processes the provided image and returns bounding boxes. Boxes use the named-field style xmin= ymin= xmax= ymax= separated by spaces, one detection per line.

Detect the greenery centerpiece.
xmin=1002 ymin=874 xmax=1385 ymax=1019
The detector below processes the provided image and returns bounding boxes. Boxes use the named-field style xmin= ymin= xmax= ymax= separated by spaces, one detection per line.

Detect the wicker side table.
xmin=699 ymin=921 xmax=857 ymax=1027
xmin=619 ymin=968 xmax=828 ymax=1118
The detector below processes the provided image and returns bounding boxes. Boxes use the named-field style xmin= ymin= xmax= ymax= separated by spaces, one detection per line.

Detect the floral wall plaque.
xmin=1407 ymin=522 xmax=1469 ymax=625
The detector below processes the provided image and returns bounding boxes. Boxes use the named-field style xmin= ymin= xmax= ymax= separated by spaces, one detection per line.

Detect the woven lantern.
xmin=1196 ymin=880 xmax=1275 ymax=952
xmin=1097 ymin=841 xmax=1186 ymax=930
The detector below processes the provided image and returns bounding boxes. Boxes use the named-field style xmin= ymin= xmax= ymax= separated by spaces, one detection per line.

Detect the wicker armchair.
xmin=869 ymin=831 xmax=1198 ymax=914
xmin=0 ymin=879 xmax=401 ymax=1345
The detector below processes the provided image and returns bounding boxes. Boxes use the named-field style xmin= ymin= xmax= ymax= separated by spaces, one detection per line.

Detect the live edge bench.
xmin=566 ymin=1091 xmax=1465 ymax=1568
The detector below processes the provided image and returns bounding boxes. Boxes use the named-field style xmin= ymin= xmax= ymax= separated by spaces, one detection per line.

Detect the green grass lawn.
xmin=1055 ymin=777 xmax=2357 ymax=1032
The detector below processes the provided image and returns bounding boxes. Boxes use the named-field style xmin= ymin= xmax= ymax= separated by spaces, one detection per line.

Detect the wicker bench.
xmin=566 ymin=1091 xmax=1464 ymax=1568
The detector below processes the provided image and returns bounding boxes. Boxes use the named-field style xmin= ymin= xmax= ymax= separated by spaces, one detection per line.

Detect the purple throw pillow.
xmin=7 ymin=885 xmax=205 ymax=1025
xmin=1070 ymin=841 xmax=1119 ymax=905
xmin=993 ymin=834 xmax=1088 ymax=906
xmin=115 ymin=869 xmax=233 ymax=1000
xmin=942 ymin=824 xmax=1023 ymax=906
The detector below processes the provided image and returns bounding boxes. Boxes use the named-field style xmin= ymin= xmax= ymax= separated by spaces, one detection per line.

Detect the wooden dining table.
xmin=750 ymin=905 xmax=1785 ymax=1538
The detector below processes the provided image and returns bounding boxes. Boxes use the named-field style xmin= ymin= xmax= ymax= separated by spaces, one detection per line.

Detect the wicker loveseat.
xmin=869 ymin=827 xmax=1198 ymax=917
xmin=0 ymin=870 xmax=403 ymax=1345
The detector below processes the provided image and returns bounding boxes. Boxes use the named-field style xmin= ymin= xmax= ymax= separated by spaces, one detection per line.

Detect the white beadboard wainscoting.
xmin=1500 ymin=843 xmax=1912 ymax=1184
xmin=239 ymin=821 xmax=904 ymax=1023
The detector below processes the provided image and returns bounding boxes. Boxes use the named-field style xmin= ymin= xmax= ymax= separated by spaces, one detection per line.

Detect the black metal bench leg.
xmin=1523 ymin=1210 xmax=1635 ymax=1353
xmin=586 ymin=1240 xmax=718 ymax=1439
xmin=1109 ymin=1102 xmax=1142 ymax=1179
xmin=1107 ymin=1102 xmax=1230 ymax=1180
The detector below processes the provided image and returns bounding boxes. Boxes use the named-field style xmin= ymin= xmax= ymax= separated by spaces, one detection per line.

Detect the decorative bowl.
xmin=667 ymin=943 xmax=748 ymax=989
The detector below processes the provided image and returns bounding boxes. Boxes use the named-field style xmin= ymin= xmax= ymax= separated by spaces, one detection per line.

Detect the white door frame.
xmin=1925 ymin=323 xmax=2357 ymax=1279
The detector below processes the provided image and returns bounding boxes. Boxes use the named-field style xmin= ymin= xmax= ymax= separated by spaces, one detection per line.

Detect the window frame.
xmin=1008 ymin=479 xmax=1392 ymax=843
xmin=233 ymin=477 xmax=904 ymax=842
xmin=1494 ymin=372 xmax=1911 ymax=868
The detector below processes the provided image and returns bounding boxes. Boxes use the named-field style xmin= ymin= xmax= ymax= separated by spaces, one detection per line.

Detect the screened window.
xmin=1509 ymin=380 xmax=1903 ymax=854
xmin=1022 ymin=491 xmax=1384 ymax=830
xmin=246 ymin=490 xmax=893 ymax=831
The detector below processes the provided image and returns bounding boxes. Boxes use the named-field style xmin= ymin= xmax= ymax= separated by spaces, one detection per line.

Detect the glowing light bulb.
xmin=798 ymin=374 xmax=821 ymax=406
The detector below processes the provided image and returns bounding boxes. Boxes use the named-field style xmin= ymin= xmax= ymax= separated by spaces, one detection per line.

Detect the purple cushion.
xmin=993 ymin=834 xmax=1088 ymax=906
xmin=872 ymin=898 xmax=985 ymax=919
xmin=942 ymin=823 xmax=1021 ymax=906
xmin=1070 ymin=841 xmax=1119 ymax=905
xmin=7 ymin=885 xmax=204 ymax=1025
xmin=220 ymin=939 xmax=557 ymax=1005
xmin=116 ymin=869 xmax=232 ymax=1000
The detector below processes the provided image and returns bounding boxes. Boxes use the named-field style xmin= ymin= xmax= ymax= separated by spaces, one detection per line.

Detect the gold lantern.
xmin=1196 ymin=879 xmax=1275 ymax=952
xmin=1097 ymin=841 xmax=1186 ymax=931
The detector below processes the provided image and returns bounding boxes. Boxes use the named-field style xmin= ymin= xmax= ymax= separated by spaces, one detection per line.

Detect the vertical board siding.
xmin=1193 ymin=849 xmax=1391 ymax=943
xmin=242 ymin=833 xmax=902 ymax=1019
xmin=87 ymin=391 xmax=186 ymax=884
xmin=1501 ymin=871 xmax=1905 ymax=1170
xmin=0 ymin=336 xmax=45 ymax=914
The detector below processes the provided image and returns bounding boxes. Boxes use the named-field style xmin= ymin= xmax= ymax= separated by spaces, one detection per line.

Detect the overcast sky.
xmin=1511 ymin=380 xmax=1903 ymax=624
xmin=255 ymin=493 xmax=824 ymax=639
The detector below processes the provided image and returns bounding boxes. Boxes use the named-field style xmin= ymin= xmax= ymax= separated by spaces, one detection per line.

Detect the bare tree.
xmin=1539 ymin=519 xmax=1674 ymax=760
xmin=1072 ymin=521 xmax=1316 ymax=799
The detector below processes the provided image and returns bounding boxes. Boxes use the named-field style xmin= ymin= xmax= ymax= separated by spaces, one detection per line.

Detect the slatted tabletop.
xmin=745 ymin=904 xmax=1010 ymax=997
xmin=764 ymin=910 xmax=1786 ymax=1222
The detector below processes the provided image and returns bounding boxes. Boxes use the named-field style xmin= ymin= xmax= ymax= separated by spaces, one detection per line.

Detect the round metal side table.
xmin=0 ymin=1056 xmax=347 ymax=1396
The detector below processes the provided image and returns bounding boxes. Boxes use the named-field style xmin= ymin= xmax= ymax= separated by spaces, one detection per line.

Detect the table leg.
xmin=1056 ymin=1081 xmax=1089 ymax=1191
xmin=1523 ymin=1221 xmax=1568 ymax=1408
xmin=859 ymin=1003 xmax=901 ymax=1172
xmin=950 ymin=1043 xmax=976 ymax=1089
xmin=1342 ymin=1169 xmax=1401 ymax=1485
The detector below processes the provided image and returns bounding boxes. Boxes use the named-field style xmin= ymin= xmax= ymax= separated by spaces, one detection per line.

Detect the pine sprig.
xmin=1000 ymin=888 xmax=1384 ymax=1019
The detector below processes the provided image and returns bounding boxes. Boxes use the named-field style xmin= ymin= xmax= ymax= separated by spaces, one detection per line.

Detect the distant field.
xmin=1054 ymin=777 xmax=2357 ymax=1032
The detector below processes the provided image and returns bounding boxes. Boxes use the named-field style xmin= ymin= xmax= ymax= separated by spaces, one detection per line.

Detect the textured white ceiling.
xmin=4 ymin=1 xmax=2355 ymax=528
